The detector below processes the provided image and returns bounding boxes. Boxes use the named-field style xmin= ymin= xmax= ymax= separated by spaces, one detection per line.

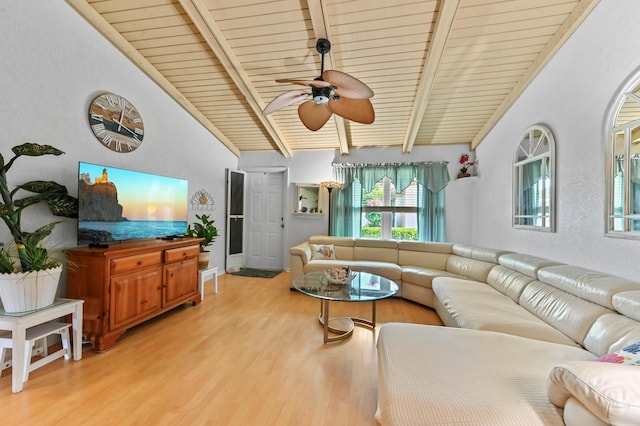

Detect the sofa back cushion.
xmin=581 ymin=291 xmax=640 ymax=356
xmin=537 ymin=265 xmax=640 ymax=310
xmin=354 ymin=239 xmax=398 ymax=264
xmin=583 ymin=313 xmax=640 ymax=356
xmin=452 ymin=244 xmax=511 ymax=264
xmin=309 ymin=235 xmax=354 ymax=260
xmin=519 ymin=281 xmax=612 ymax=346
xmin=397 ymin=241 xmax=452 ymax=270
xmin=486 ymin=265 xmax=536 ymax=302
xmin=445 ymin=255 xmax=496 ymax=282
xmin=498 ymin=253 xmax=562 ymax=278
xmin=613 ymin=291 xmax=640 ymax=321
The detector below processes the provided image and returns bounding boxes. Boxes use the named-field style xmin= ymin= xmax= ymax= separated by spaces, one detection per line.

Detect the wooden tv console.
xmin=66 ymin=238 xmax=202 ymax=352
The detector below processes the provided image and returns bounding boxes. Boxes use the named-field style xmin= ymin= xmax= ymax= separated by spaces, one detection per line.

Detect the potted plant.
xmin=186 ymin=213 xmax=218 ymax=269
xmin=458 ymin=153 xmax=476 ymax=178
xmin=0 ymin=143 xmax=78 ymax=313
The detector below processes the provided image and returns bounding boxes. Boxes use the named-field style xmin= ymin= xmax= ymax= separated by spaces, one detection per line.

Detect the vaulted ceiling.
xmin=67 ymin=0 xmax=599 ymax=158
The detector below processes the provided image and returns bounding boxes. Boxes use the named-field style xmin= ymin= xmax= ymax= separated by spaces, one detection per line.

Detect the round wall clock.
xmin=88 ymin=93 xmax=144 ymax=153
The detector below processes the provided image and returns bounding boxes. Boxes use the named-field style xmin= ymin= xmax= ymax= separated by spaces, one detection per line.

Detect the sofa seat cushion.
xmin=376 ymin=323 xmax=595 ymax=426
xmin=401 ymin=266 xmax=467 ymax=289
xmin=303 ymin=260 xmax=402 ymax=281
xmin=433 ymin=277 xmax=580 ymax=347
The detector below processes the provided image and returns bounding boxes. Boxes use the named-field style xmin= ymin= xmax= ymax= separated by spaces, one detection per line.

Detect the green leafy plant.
xmin=0 ymin=143 xmax=78 ymax=273
xmin=361 ymin=227 xmax=418 ymax=241
xmin=186 ymin=213 xmax=218 ymax=250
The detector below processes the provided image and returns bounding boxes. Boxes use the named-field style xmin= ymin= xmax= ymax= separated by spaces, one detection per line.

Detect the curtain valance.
xmin=332 ymin=162 xmax=450 ymax=194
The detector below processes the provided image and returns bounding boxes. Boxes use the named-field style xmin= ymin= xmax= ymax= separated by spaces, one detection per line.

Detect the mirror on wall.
xmin=295 ymin=184 xmax=321 ymax=214
xmin=606 ymin=75 xmax=640 ymax=236
xmin=513 ymin=124 xmax=555 ymax=232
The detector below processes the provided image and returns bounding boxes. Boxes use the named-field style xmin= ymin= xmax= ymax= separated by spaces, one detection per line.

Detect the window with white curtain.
xmin=331 ymin=162 xmax=449 ymax=242
xmin=360 ymin=177 xmax=418 ymax=240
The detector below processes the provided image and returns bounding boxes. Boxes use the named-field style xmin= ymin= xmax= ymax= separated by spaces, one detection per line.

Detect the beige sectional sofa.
xmin=289 ymin=236 xmax=640 ymax=425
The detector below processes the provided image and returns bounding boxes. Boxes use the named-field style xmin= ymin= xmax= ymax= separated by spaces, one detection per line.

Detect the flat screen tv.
xmin=77 ymin=162 xmax=188 ymax=246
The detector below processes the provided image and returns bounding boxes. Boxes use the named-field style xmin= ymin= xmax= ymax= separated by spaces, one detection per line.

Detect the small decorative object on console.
xmin=323 ymin=266 xmax=356 ymax=285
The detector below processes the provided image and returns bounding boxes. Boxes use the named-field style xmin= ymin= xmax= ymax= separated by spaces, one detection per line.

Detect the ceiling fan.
xmin=262 ymin=38 xmax=375 ymax=131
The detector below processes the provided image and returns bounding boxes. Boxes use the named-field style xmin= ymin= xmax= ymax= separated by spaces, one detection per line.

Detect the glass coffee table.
xmin=292 ymin=271 xmax=399 ymax=343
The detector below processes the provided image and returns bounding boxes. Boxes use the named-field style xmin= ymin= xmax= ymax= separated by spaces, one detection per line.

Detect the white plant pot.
xmin=198 ymin=251 xmax=211 ymax=270
xmin=0 ymin=266 xmax=62 ymax=313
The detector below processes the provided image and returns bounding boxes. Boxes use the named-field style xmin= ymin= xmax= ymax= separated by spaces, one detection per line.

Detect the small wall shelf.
xmin=295 ymin=184 xmax=321 ymax=214
xmin=292 ymin=212 xmax=323 ymax=218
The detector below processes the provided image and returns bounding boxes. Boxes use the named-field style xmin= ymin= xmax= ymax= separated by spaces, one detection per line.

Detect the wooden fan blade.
xmin=275 ymin=78 xmax=331 ymax=88
xmin=298 ymin=101 xmax=333 ymax=131
xmin=328 ymin=97 xmax=375 ymax=124
xmin=263 ymin=90 xmax=309 ymax=115
xmin=323 ymin=70 xmax=374 ymax=99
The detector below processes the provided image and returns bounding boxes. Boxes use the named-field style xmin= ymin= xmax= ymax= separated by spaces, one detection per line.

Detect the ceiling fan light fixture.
xmin=312 ymin=86 xmax=332 ymax=104
xmin=262 ymin=38 xmax=375 ymax=130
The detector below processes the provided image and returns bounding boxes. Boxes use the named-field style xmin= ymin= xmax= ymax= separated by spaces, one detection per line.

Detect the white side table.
xmin=198 ymin=266 xmax=218 ymax=300
xmin=0 ymin=298 xmax=84 ymax=393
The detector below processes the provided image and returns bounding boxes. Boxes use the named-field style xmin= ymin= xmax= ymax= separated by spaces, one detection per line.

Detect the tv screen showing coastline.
xmin=77 ymin=162 xmax=188 ymax=245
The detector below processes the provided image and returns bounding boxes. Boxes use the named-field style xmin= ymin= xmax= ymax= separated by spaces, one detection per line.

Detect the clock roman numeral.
xmin=114 ymin=140 xmax=123 ymax=152
xmin=118 ymin=97 xmax=126 ymax=109
xmin=135 ymin=128 xmax=144 ymax=136
xmin=106 ymin=95 xmax=117 ymax=107
xmin=102 ymin=133 xmax=114 ymax=146
xmin=133 ymin=117 xmax=142 ymax=123
xmin=94 ymin=100 xmax=106 ymax=111
xmin=92 ymin=123 xmax=107 ymax=136
xmin=90 ymin=113 xmax=103 ymax=122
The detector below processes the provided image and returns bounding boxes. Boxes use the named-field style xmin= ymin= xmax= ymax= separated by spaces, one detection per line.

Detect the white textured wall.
xmin=0 ymin=2 xmax=238 ymax=275
xmin=472 ymin=0 xmax=640 ymax=281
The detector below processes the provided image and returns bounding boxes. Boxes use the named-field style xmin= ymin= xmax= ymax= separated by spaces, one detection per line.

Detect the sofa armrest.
xmin=290 ymin=243 xmax=311 ymax=263
xmin=547 ymin=361 xmax=640 ymax=425
xmin=289 ymin=243 xmax=311 ymax=285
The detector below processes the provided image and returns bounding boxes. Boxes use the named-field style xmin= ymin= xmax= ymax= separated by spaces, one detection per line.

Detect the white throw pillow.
xmin=596 ymin=342 xmax=640 ymax=366
xmin=310 ymin=244 xmax=336 ymax=260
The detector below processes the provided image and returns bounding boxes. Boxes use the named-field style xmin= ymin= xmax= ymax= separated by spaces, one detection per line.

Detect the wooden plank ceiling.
xmin=67 ymin=0 xmax=600 ymax=158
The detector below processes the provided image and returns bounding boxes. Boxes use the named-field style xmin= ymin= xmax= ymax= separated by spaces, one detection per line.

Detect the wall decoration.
xmin=88 ymin=93 xmax=144 ymax=153
xmin=190 ymin=189 xmax=215 ymax=211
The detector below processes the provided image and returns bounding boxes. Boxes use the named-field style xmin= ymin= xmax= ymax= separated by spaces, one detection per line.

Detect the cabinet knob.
xmin=137 ymin=261 xmax=143 ymax=265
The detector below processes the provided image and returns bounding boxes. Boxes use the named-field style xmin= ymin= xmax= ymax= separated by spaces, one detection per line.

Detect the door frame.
xmin=241 ymin=166 xmax=289 ymax=270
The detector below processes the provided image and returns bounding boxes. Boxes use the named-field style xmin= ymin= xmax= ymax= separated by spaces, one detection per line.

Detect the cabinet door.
xmin=163 ymin=257 xmax=198 ymax=307
xmin=110 ymin=266 xmax=163 ymax=330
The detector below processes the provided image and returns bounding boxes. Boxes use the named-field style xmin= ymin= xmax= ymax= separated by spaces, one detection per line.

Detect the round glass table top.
xmin=292 ymin=271 xmax=399 ymax=302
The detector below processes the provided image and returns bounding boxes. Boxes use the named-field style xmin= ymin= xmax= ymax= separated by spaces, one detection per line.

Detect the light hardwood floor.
xmin=0 ymin=272 xmax=442 ymax=425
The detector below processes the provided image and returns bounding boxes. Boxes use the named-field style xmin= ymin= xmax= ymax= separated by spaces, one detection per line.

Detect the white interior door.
xmin=246 ymin=171 xmax=284 ymax=270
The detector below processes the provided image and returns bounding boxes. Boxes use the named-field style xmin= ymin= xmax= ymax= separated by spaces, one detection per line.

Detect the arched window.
xmin=606 ymin=70 xmax=640 ymax=236
xmin=513 ymin=124 xmax=555 ymax=232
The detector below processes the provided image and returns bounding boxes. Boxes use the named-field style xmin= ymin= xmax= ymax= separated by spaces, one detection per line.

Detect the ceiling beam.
xmin=402 ymin=0 xmax=460 ymax=153
xmin=470 ymin=0 xmax=601 ymax=149
xmin=64 ymin=0 xmax=241 ymax=157
xmin=179 ymin=0 xmax=293 ymax=158
xmin=307 ymin=0 xmax=350 ymax=155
